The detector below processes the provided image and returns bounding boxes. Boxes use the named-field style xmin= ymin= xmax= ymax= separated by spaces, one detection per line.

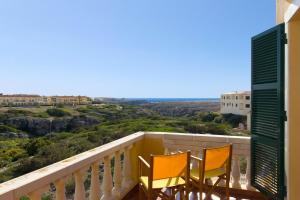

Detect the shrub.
xmin=206 ymin=124 xmax=228 ymax=135
xmin=24 ymin=138 xmax=52 ymax=156
xmin=200 ymin=112 xmax=220 ymax=122
xmin=184 ymin=124 xmax=207 ymax=134
xmin=214 ymin=116 xmax=223 ymax=123
xmin=0 ymin=125 xmax=19 ymax=133
xmin=46 ymin=108 xmax=70 ymax=117
xmin=222 ymin=114 xmax=246 ymax=127
xmin=6 ymin=109 xmax=32 ymax=115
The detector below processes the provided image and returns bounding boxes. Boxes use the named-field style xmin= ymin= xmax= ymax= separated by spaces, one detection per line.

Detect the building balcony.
xmin=0 ymin=132 xmax=268 ymax=200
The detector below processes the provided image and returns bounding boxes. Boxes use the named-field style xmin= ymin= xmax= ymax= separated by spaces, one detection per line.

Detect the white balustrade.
xmin=0 ymin=132 xmax=255 ymax=200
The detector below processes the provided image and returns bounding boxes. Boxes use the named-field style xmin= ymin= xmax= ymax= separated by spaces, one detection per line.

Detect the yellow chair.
xmin=138 ymin=151 xmax=191 ymax=200
xmin=190 ymin=144 xmax=232 ymax=200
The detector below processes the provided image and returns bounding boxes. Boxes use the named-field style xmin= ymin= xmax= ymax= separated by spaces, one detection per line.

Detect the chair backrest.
xmin=151 ymin=151 xmax=190 ymax=180
xmin=203 ymin=144 xmax=232 ymax=171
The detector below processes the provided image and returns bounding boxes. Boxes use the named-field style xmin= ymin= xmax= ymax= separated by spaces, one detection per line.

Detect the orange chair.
xmin=190 ymin=144 xmax=232 ymax=200
xmin=138 ymin=151 xmax=191 ymax=200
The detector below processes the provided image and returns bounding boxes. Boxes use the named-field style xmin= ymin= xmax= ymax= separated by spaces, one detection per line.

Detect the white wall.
xmin=220 ymin=93 xmax=251 ymax=116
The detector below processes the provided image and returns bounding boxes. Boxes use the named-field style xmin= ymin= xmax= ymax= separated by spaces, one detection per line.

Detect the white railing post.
xmin=74 ymin=169 xmax=86 ymax=200
xmin=232 ymin=156 xmax=241 ymax=189
xmin=112 ymin=150 xmax=122 ymax=198
xmin=122 ymin=145 xmax=133 ymax=190
xmin=90 ymin=162 xmax=101 ymax=200
xmin=246 ymin=156 xmax=255 ymax=190
xmin=101 ymin=156 xmax=113 ymax=200
xmin=55 ymin=178 xmax=66 ymax=200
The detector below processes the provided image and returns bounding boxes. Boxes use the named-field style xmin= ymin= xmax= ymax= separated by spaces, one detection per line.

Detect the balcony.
xmin=0 ymin=132 xmax=268 ymax=200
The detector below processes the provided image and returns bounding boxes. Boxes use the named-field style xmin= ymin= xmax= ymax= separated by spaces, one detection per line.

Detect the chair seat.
xmin=190 ymin=168 xmax=225 ymax=181
xmin=140 ymin=176 xmax=186 ymax=189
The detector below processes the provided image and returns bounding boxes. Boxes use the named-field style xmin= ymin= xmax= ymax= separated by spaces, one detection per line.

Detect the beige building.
xmin=220 ymin=91 xmax=251 ymax=116
xmin=0 ymin=94 xmax=92 ymax=106
xmin=0 ymin=94 xmax=44 ymax=106
xmin=48 ymin=96 xmax=92 ymax=106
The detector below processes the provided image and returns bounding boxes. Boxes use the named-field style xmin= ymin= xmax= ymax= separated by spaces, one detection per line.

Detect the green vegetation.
xmin=46 ymin=108 xmax=71 ymax=117
xmin=0 ymin=103 xmax=249 ymax=183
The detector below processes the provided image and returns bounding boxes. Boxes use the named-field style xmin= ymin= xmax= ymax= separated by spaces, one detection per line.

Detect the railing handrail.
xmin=0 ymin=131 xmax=144 ymax=198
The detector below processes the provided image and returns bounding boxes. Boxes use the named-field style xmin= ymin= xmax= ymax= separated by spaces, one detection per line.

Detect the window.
xmin=236 ymin=104 xmax=238 ymax=107
xmin=236 ymin=96 xmax=238 ymax=100
xmin=246 ymin=96 xmax=250 ymax=100
xmin=245 ymin=104 xmax=250 ymax=108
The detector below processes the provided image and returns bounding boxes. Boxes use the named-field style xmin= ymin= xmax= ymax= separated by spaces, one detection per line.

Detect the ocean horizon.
xmin=126 ymin=98 xmax=220 ymax=103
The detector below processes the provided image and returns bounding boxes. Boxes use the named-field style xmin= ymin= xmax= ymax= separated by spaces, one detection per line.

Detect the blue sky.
xmin=0 ymin=0 xmax=275 ymax=98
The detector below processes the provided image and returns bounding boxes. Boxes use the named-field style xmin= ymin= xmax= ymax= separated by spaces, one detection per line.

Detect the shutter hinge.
xmin=283 ymin=110 xmax=288 ymax=121
xmin=282 ymin=33 xmax=288 ymax=44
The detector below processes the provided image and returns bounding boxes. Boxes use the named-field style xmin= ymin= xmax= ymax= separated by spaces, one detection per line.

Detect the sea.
xmin=126 ymin=98 xmax=220 ymax=103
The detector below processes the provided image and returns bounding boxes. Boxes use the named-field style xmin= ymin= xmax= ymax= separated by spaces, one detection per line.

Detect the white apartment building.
xmin=220 ymin=91 xmax=251 ymax=130
xmin=220 ymin=91 xmax=251 ymax=116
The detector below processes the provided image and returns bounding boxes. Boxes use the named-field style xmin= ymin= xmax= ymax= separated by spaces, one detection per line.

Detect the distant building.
xmin=220 ymin=91 xmax=251 ymax=115
xmin=0 ymin=94 xmax=44 ymax=106
xmin=48 ymin=96 xmax=92 ymax=106
xmin=220 ymin=91 xmax=251 ymax=130
xmin=0 ymin=94 xmax=92 ymax=106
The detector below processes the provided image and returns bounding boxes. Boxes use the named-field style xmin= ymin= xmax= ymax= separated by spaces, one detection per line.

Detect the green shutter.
xmin=251 ymin=23 xmax=286 ymax=200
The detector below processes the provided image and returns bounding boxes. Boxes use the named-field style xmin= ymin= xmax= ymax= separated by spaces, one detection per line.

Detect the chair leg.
xmin=199 ymin=184 xmax=203 ymax=200
xmin=185 ymin=186 xmax=189 ymax=200
xmin=139 ymin=184 xmax=143 ymax=200
xmin=225 ymin=176 xmax=230 ymax=200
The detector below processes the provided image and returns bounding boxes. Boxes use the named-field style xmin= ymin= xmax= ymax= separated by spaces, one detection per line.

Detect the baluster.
xmin=122 ymin=145 xmax=133 ymax=189
xmin=90 ymin=162 xmax=101 ymax=200
xmin=74 ymin=169 xmax=86 ymax=200
xmin=232 ymin=156 xmax=241 ymax=189
xmin=191 ymin=151 xmax=199 ymax=169
xmin=101 ymin=156 xmax=113 ymax=200
xmin=55 ymin=178 xmax=66 ymax=200
xmin=28 ymin=191 xmax=42 ymax=200
xmin=113 ymin=150 xmax=122 ymax=198
xmin=28 ymin=186 xmax=48 ymax=200
xmin=164 ymin=147 xmax=169 ymax=154
xmin=246 ymin=156 xmax=255 ymax=190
